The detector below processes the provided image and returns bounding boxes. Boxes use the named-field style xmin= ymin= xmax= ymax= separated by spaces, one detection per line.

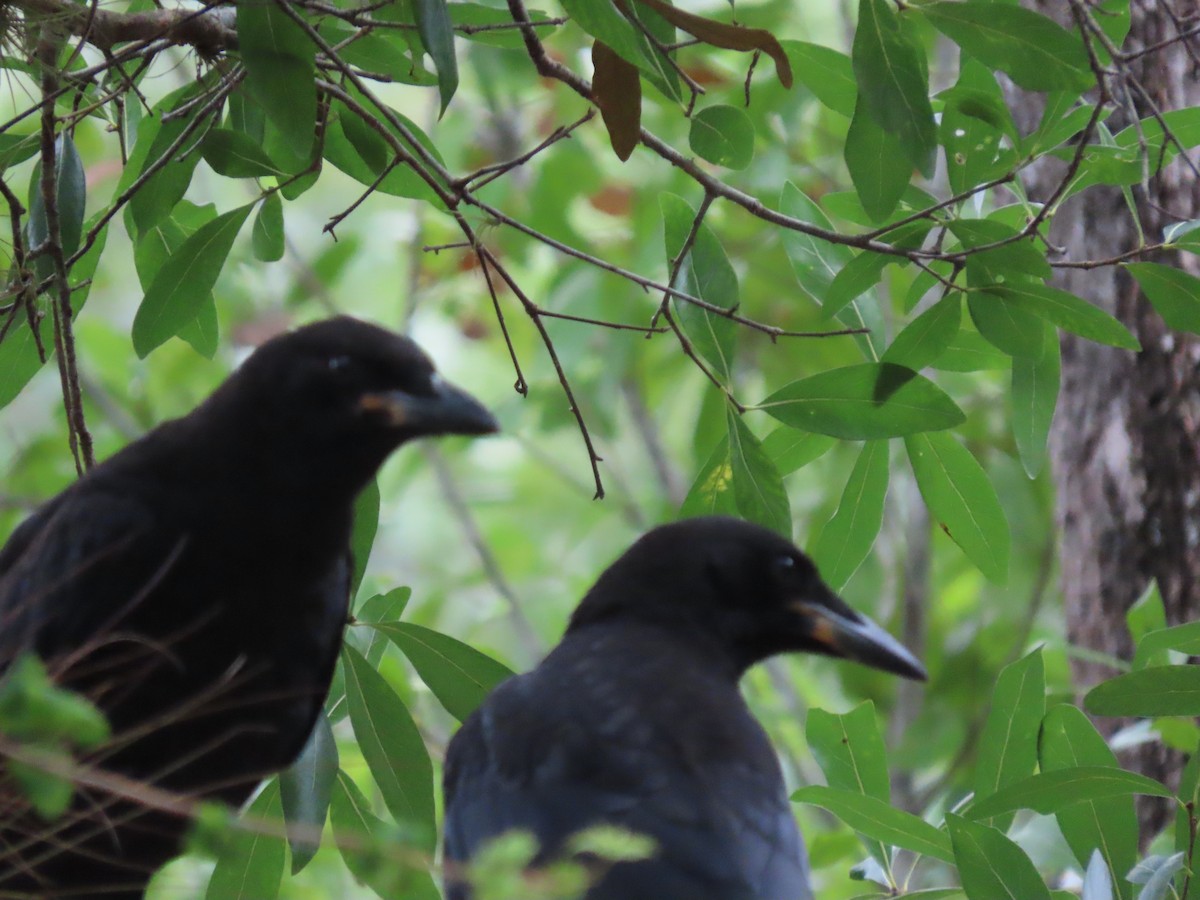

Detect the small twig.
xmin=479 ymin=246 xmax=607 ymax=499
xmin=455 ymin=110 xmax=595 ymax=193
xmin=324 ymin=159 xmax=401 ymax=238
xmin=474 ymin=245 xmax=527 ymax=396
xmin=539 ymin=310 xmax=667 ymax=334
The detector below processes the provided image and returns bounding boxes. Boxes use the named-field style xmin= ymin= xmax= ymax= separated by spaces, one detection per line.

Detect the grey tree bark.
xmin=1021 ymin=0 xmax=1200 ymax=839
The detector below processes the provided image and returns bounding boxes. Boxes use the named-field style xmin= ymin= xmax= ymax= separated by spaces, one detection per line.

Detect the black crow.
xmin=443 ymin=516 xmax=925 ymax=900
xmin=0 ymin=316 xmax=497 ymax=898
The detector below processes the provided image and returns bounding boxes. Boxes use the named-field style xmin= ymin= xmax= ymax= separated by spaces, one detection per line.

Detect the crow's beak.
xmin=358 ymin=377 xmax=498 ymax=436
xmin=793 ymin=594 xmax=927 ymax=681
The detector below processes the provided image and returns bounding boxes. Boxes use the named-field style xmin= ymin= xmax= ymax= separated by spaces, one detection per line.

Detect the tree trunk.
xmin=1016 ymin=0 xmax=1200 ymax=840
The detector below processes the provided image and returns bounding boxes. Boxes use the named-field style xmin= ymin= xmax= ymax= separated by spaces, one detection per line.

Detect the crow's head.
xmin=569 ymin=516 xmax=926 ymax=680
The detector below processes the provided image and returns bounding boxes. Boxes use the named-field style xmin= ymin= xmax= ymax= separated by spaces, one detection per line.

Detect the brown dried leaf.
xmin=592 ymin=40 xmax=642 ymax=161
xmin=632 ymin=0 xmax=793 ymax=88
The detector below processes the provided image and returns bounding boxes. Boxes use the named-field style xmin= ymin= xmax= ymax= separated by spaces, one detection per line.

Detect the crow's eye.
xmin=773 ymin=555 xmax=797 ymax=575
xmin=327 ymin=355 xmax=353 ymax=374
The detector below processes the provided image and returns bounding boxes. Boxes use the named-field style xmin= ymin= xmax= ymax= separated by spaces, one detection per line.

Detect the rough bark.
xmin=1020 ymin=0 xmax=1200 ymax=839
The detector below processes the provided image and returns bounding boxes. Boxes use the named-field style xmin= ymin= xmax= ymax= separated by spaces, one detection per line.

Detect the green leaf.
xmin=689 ymin=105 xmax=754 ymax=169
xmin=280 ymin=713 xmax=338 ymax=874
xmin=132 ymin=203 xmax=253 ymax=358
xmin=845 ymin=94 xmax=912 ymax=222
xmin=201 ymin=128 xmax=284 ymax=178
xmin=813 ymin=441 xmax=889 ymax=589
xmin=919 ymin=2 xmax=1091 ymax=92
xmin=808 ymin=702 xmax=890 ymax=800
xmin=661 ymin=193 xmax=738 ymax=378
xmin=1134 ymin=622 xmax=1200 ymax=670
xmin=342 ymin=645 xmax=436 ymax=847
xmin=123 ymin=81 xmax=212 ymax=236
xmin=781 ymin=40 xmax=855 ymax=117
xmin=0 ymin=655 xmax=109 ymax=747
xmin=374 ymin=622 xmax=513 ymax=723
xmin=679 ymin=437 xmax=737 ymax=518
xmin=1085 ymin=666 xmax=1200 ymax=717
xmin=807 ymin=702 xmax=890 ymax=863
xmin=762 ymin=363 xmax=965 ymax=440
xmin=726 ymin=410 xmax=791 ymax=537
xmin=883 ymin=293 xmax=961 ymax=371
xmin=779 ymin=182 xmax=882 ymax=359
xmin=1128 ymin=580 xmax=1166 ymax=667
xmin=26 ymin=134 xmax=86 ymax=281
xmin=761 ymin=427 xmax=835 ymax=475
xmin=974 ymin=650 xmax=1045 ymax=831
xmin=0 ymin=131 xmax=39 ymax=171
xmin=328 ymin=27 xmax=435 ymax=85
xmin=1011 ymin=323 xmax=1060 ymax=478
xmin=1126 ymin=262 xmax=1200 ymax=333
xmin=177 ymin=297 xmax=219 ymax=360
xmin=823 ymin=252 xmax=890 ymax=320
xmin=414 ymin=0 xmax=459 ymax=114
xmin=946 ymin=815 xmax=1052 ymax=900
xmin=933 ymin=330 xmax=1011 ymax=372
xmin=792 ymin=786 xmax=953 ymax=863
xmin=134 ymin=201 xmax=215 ymax=290
xmin=330 ymin=770 xmax=441 ymax=900
xmin=252 ymin=193 xmax=285 ymax=263
xmin=967 ymin=766 xmax=1171 ymax=821
xmin=238 ymin=1 xmax=316 ymax=165
xmin=1039 ymin=705 xmax=1137 ymax=898
xmin=982 ymin=284 xmax=1139 ymax=351
xmin=351 ymin=478 xmax=381 ymax=600
xmin=968 ymin=292 xmax=1045 ymax=358
xmin=206 ymin=780 xmax=285 ymax=900
xmin=905 ymin=431 xmax=1010 ymax=582
xmin=780 ymin=182 xmax=853 ymax=299
xmin=356 ymin=587 xmax=414 ymax=668
xmin=852 ymin=0 xmax=936 ymax=175
xmin=558 ymin=0 xmax=647 ymax=70
xmin=949 ymin=219 xmax=1051 ymax=283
